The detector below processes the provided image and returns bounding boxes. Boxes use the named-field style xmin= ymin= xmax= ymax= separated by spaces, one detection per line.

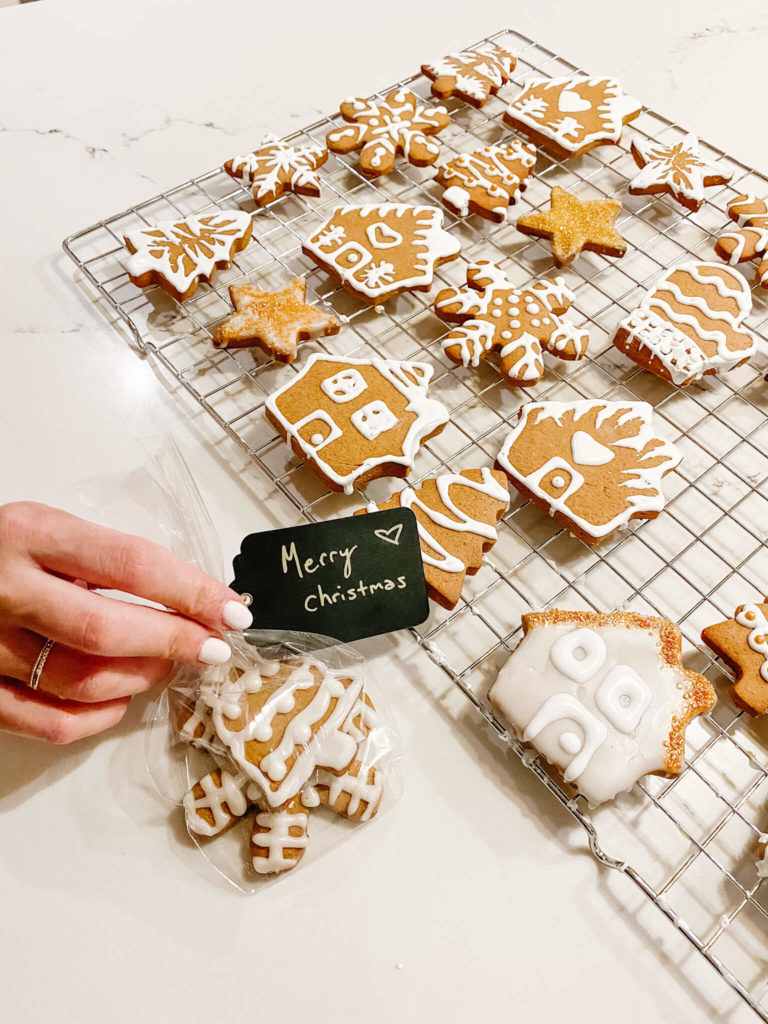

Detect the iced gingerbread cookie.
xmin=715 ymin=195 xmax=768 ymax=290
xmin=178 ymin=657 xmax=386 ymax=874
xmin=356 ymin=467 xmax=509 ymax=610
xmin=517 ymin=186 xmax=627 ymax=266
xmin=628 ymin=133 xmax=732 ymax=213
xmin=302 ymin=203 xmax=460 ymax=305
xmin=212 ymin=277 xmax=339 ymax=361
xmin=613 ymin=261 xmax=756 ymax=387
xmin=421 ymin=44 xmax=516 ymax=107
xmin=435 ymin=140 xmax=536 ymax=222
xmin=224 ymin=134 xmax=328 ymax=207
xmin=489 ymin=609 xmax=716 ymax=805
xmin=434 ymin=260 xmax=589 ymax=387
xmin=326 ymin=88 xmax=449 ymax=178
xmin=504 ymin=76 xmax=641 ymax=159
xmin=496 ymin=399 xmax=681 ymax=545
xmin=265 ymin=354 xmax=448 ymax=494
xmin=702 ymin=599 xmax=768 ymax=715
xmin=124 ymin=211 xmax=253 ymax=303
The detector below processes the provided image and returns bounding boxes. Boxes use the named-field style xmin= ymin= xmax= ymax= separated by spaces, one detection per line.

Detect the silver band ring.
xmin=29 ymin=638 xmax=55 ymax=690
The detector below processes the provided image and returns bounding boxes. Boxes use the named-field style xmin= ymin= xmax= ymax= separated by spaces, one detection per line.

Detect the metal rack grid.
xmin=63 ymin=28 xmax=768 ymax=1020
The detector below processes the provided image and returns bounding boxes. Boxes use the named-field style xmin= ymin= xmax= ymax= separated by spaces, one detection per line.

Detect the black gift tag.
xmin=230 ymin=508 xmax=429 ymax=643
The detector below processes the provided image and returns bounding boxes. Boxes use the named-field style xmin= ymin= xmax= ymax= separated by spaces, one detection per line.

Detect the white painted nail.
xmin=198 ymin=637 xmax=232 ymax=665
xmin=222 ymin=599 xmax=253 ymax=630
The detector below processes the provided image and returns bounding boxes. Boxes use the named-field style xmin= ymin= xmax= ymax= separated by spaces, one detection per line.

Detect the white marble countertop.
xmin=2 ymin=1 xmax=767 ymax=1021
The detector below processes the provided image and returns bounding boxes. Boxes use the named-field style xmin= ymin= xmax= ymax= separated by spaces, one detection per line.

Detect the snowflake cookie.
xmin=702 ymin=599 xmax=768 ymax=715
xmin=435 ymin=140 xmax=536 ymax=222
xmin=211 ymin=277 xmax=339 ymax=362
xmin=302 ymin=203 xmax=461 ymax=304
xmin=434 ymin=260 xmax=589 ymax=387
xmin=628 ymin=132 xmax=732 ymax=213
xmin=124 ymin=211 xmax=253 ymax=303
xmin=179 ymin=654 xmax=389 ymax=874
xmin=326 ymin=88 xmax=449 ymax=177
xmin=613 ymin=261 xmax=757 ymax=386
xmin=489 ymin=609 xmax=716 ymax=806
xmin=224 ymin=134 xmax=328 ymax=207
xmin=421 ymin=44 xmax=516 ymax=107
xmin=715 ymin=194 xmax=768 ymax=290
xmin=495 ymin=399 xmax=681 ymax=545
xmin=356 ymin=467 xmax=509 ymax=610
xmin=265 ymin=354 xmax=449 ymax=494
xmin=517 ymin=186 xmax=627 ymax=266
xmin=504 ymin=76 xmax=641 ymax=159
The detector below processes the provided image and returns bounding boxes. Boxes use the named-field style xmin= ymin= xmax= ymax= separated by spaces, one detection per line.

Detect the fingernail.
xmin=222 ymin=599 xmax=253 ymax=630
xmin=198 ymin=638 xmax=232 ymax=665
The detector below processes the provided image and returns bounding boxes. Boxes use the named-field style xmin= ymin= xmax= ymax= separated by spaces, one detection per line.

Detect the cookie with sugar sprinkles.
xmin=517 ymin=185 xmax=627 ymax=266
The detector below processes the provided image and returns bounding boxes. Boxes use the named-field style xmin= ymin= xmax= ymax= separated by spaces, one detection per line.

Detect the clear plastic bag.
xmin=146 ymin=630 xmax=402 ymax=892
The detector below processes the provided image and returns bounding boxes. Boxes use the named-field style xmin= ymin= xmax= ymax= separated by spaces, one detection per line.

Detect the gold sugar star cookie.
xmin=212 ymin=277 xmax=339 ymax=362
xmin=702 ymin=600 xmax=768 ymax=715
xmin=517 ymin=185 xmax=627 ymax=267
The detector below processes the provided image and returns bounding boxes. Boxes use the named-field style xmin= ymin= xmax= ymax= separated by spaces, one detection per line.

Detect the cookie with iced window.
xmin=489 ymin=609 xmax=716 ymax=806
xmin=264 ymin=354 xmax=449 ymax=494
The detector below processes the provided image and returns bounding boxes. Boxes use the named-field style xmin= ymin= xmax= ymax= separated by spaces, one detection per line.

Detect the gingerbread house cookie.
xmin=702 ymin=600 xmax=768 ymax=715
xmin=715 ymin=195 xmax=768 ymax=290
xmin=435 ymin=140 xmax=537 ymax=222
xmin=495 ymin=399 xmax=681 ymax=545
xmin=421 ymin=44 xmax=516 ymax=107
xmin=489 ymin=609 xmax=716 ymax=806
xmin=356 ymin=467 xmax=509 ymax=610
xmin=613 ymin=261 xmax=757 ymax=386
xmin=504 ymin=76 xmax=641 ymax=159
xmin=302 ymin=203 xmax=461 ymax=305
xmin=434 ymin=260 xmax=589 ymax=387
xmin=179 ymin=656 xmax=387 ymax=874
xmin=265 ymin=354 xmax=449 ymax=494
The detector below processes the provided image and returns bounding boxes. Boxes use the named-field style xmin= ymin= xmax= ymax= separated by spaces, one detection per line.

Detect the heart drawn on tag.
xmin=557 ymin=89 xmax=591 ymax=113
xmin=374 ymin=523 xmax=403 ymax=545
xmin=366 ymin=222 xmax=403 ymax=250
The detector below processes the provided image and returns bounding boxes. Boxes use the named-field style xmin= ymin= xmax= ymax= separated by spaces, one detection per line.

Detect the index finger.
xmin=25 ymin=505 xmax=252 ymax=631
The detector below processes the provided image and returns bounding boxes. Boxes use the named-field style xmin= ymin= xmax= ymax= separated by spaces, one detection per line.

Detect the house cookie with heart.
xmin=504 ymin=76 xmax=641 ymax=159
xmin=495 ymin=399 xmax=681 ymax=545
xmin=356 ymin=467 xmax=510 ymax=609
xmin=613 ymin=261 xmax=757 ymax=386
xmin=489 ymin=609 xmax=716 ymax=806
xmin=265 ymin=354 xmax=449 ymax=494
xmin=302 ymin=203 xmax=461 ymax=305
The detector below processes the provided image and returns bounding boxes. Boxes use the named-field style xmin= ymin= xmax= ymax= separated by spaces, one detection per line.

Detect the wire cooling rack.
xmin=63 ymin=27 xmax=768 ymax=1020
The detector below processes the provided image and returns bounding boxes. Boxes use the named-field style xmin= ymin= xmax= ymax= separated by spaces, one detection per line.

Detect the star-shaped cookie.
xmin=212 ymin=277 xmax=339 ymax=362
xmin=629 ymin=133 xmax=732 ymax=213
xmin=517 ymin=186 xmax=627 ymax=266
xmin=702 ymin=600 xmax=768 ymax=715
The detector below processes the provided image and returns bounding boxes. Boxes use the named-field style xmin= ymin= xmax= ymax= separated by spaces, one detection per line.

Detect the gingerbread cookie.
xmin=715 ymin=195 xmax=768 ymax=290
xmin=179 ymin=655 xmax=386 ymax=874
xmin=265 ymin=354 xmax=448 ymax=494
xmin=757 ymin=835 xmax=768 ymax=879
xmin=302 ymin=203 xmax=461 ymax=305
xmin=612 ymin=261 xmax=757 ymax=386
xmin=421 ymin=44 xmax=516 ymax=107
xmin=435 ymin=140 xmax=536 ymax=222
xmin=628 ymin=133 xmax=732 ymax=213
xmin=495 ymin=400 xmax=681 ymax=545
xmin=504 ymin=76 xmax=641 ymax=159
xmin=224 ymin=134 xmax=328 ymax=207
xmin=517 ymin=186 xmax=627 ymax=266
xmin=211 ymin=277 xmax=339 ymax=361
xmin=434 ymin=260 xmax=589 ymax=386
xmin=489 ymin=609 xmax=716 ymax=806
xmin=124 ymin=211 xmax=253 ymax=303
xmin=702 ymin=600 xmax=768 ymax=715
xmin=356 ymin=468 xmax=509 ymax=610
xmin=326 ymin=88 xmax=449 ymax=178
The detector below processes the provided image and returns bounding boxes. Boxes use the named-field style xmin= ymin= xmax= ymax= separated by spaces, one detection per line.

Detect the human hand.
xmin=0 ymin=502 xmax=252 ymax=743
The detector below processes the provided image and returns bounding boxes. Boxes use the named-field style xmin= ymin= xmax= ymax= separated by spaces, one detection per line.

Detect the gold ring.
xmin=29 ymin=638 xmax=55 ymax=690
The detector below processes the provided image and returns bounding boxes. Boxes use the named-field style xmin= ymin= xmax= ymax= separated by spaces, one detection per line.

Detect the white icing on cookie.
xmin=629 ymin=133 xmax=731 ymax=208
xmin=734 ymin=604 xmax=768 ymax=684
xmin=227 ymin=133 xmax=327 ymax=204
xmin=437 ymin=141 xmax=536 ymax=218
